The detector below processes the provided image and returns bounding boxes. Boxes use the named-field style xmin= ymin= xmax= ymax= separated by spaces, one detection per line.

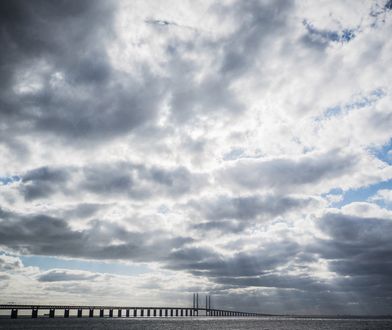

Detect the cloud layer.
xmin=1 ymin=0 xmax=392 ymax=315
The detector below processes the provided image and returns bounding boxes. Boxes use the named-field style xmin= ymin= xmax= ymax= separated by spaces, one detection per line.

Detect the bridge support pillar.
xmin=133 ymin=309 xmax=137 ymax=317
xmin=147 ymin=309 xmax=150 ymax=317
xmin=11 ymin=309 xmax=18 ymax=319
xmin=126 ymin=309 xmax=129 ymax=317
xmin=176 ymin=309 xmax=178 ymax=317
xmin=159 ymin=309 xmax=162 ymax=317
xmin=185 ymin=309 xmax=188 ymax=316
xmin=64 ymin=309 xmax=69 ymax=318
xmin=32 ymin=307 xmax=38 ymax=318
xmin=100 ymin=309 xmax=104 ymax=317
xmin=164 ymin=309 xmax=168 ymax=317
xmin=118 ymin=309 xmax=122 ymax=318
xmin=180 ymin=309 xmax=183 ymax=317
xmin=154 ymin=309 xmax=157 ymax=317
xmin=49 ymin=308 xmax=55 ymax=318
xmin=89 ymin=309 xmax=94 ymax=317
xmin=170 ymin=309 xmax=173 ymax=317
xmin=141 ymin=309 xmax=144 ymax=317
xmin=109 ymin=309 xmax=113 ymax=318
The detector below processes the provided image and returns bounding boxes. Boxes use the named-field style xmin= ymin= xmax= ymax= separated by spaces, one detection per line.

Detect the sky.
xmin=1 ymin=0 xmax=392 ymax=316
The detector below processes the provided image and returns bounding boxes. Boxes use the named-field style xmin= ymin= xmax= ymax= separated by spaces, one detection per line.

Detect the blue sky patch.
xmin=303 ymin=19 xmax=357 ymax=44
xmin=369 ymin=138 xmax=392 ymax=165
xmin=0 ymin=175 xmax=20 ymax=185
xmin=328 ymin=179 xmax=392 ymax=209
xmin=318 ymin=88 xmax=386 ymax=120
xmin=21 ymin=255 xmax=150 ymax=276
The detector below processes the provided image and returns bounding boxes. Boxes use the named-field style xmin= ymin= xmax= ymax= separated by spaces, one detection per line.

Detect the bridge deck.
xmin=0 ymin=304 xmax=264 ymax=318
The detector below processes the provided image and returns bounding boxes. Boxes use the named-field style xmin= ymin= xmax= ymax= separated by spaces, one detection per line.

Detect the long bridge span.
xmin=0 ymin=294 xmax=265 ymax=319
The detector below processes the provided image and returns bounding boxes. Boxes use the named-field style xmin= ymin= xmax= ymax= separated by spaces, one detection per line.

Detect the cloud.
xmin=313 ymin=211 xmax=392 ymax=279
xmin=0 ymin=254 xmax=23 ymax=272
xmin=370 ymin=189 xmax=392 ymax=204
xmin=189 ymin=194 xmax=320 ymax=222
xmin=214 ymin=0 xmax=293 ymax=77
xmin=219 ymin=150 xmax=359 ymax=194
xmin=20 ymin=166 xmax=71 ymax=200
xmin=0 ymin=0 xmax=165 ymax=152
xmin=165 ymin=241 xmax=301 ymax=278
xmin=1 ymin=0 xmax=392 ymax=314
xmin=37 ymin=269 xmax=99 ymax=282
xmin=16 ymin=162 xmax=206 ymax=201
xmin=0 ymin=207 xmax=192 ymax=262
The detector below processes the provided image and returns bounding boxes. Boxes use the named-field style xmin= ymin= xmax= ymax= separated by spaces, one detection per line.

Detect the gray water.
xmin=1 ymin=317 xmax=392 ymax=330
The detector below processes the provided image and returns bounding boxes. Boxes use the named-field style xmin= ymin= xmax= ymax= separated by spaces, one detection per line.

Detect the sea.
xmin=1 ymin=317 xmax=392 ymax=330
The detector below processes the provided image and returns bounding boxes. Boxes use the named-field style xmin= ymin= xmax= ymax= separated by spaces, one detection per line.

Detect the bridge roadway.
xmin=0 ymin=304 xmax=263 ymax=319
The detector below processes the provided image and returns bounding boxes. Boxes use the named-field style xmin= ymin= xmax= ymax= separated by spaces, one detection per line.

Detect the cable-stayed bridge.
xmin=0 ymin=294 xmax=265 ymax=319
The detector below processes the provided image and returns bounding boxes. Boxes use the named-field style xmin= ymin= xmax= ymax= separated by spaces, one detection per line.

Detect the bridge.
xmin=0 ymin=294 xmax=264 ymax=319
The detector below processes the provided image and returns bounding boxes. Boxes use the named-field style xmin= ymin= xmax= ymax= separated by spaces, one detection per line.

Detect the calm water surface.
xmin=1 ymin=317 xmax=392 ymax=330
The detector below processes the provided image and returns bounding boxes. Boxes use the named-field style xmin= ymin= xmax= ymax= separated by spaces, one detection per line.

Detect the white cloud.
xmin=370 ymin=189 xmax=392 ymax=204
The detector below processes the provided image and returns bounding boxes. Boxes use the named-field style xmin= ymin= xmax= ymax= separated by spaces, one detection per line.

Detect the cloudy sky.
xmin=1 ymin=0 xmax=392 ymax=316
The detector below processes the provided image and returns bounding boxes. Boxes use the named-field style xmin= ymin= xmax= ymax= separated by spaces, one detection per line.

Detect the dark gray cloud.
xmin=37 ymin=269 xmax=98 ymax=282
xmin=273 ymin=211 xmax=392 ymax=313
xmin=313 ymin=212 xmax=392 ymax=279
xmin=165 ymin=47 xmax=244 ymax=123
xmin=0 ymin=0 xmax=165 ymax=152
xmin=17 ymin=162 xmax=205 ymax=200
xmin=163 ymin=210 xmax=392 ymax=314
xmin=0 ymin=207 xmax=192 ymax=262
xmin=80 ymin=163 xmax=136 ymax=197
xmin=189 ymin=194 xmax=319 ymax=222
xmin=213 ymin=273 xmax=326 ymax=292
xmin=20 ymin=166 xmax=71 ymax=200
xmin=166 ymin=241 xmax=300 ymax=278
xmin=219 ymin=150 xmax=357 ymax=192
xmin=60 ymin=203 xmax=107 ymax=220
xmin=215 ymin=0 xmax=292 ymax=78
